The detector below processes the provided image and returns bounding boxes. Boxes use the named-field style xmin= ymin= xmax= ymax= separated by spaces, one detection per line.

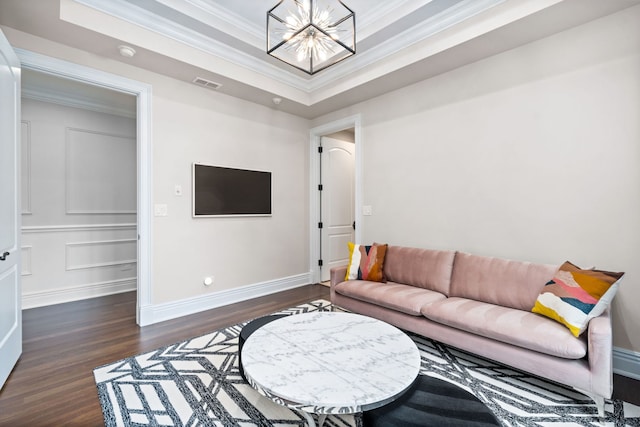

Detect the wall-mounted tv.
xmin=192 ymin=163 xmax=272 ymax=217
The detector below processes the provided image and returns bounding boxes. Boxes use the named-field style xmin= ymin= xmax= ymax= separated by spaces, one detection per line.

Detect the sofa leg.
xmin=593 ymin=395 xmax=605 ymax=419
xmin=574 ymin=388 xmax=605 ymax=419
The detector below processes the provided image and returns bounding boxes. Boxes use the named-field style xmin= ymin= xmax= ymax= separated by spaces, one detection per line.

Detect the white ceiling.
xmin=2 ymin=0 xmax=640 ymax=118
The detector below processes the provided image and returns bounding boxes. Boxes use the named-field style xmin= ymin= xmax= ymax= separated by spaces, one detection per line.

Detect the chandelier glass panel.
xmin=267 ymin=0 xmax=356 ymax=75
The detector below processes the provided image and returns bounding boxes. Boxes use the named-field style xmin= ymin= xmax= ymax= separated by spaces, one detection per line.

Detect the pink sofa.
xmin=330 ymin=245 xmax=613 ymax=416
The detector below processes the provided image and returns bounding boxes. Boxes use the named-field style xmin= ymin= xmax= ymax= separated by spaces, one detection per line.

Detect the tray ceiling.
xmin=1 ymin=0 xmax=639 ymax=118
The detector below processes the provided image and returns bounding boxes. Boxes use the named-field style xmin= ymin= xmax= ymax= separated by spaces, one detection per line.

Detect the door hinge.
xmin=318 ymin=222 xmax=323 ymax=229
xmin=318 ymin=146 xmax=323 ymax=154
xmin=318 ymin=184 xmax=323 ymax=191
xmin=318 ymin=259 xmax=323 ymax=267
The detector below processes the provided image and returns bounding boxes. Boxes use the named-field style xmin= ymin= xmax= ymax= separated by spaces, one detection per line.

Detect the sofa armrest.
xmin=330 ymin=266 xmax=347 ymax=288
xmin=329 ymin=266 xmax=347 ymax=304
xmin=586 ymin=308 xmax=613 ymax=399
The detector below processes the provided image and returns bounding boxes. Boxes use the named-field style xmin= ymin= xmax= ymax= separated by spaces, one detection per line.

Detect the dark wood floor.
xmin=0 ymin=285 xmax=331 ymax=426
xmin=0 ymin=284 xmax=638 ymax=426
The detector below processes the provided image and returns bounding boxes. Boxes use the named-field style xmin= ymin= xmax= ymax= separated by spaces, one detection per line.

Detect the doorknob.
xmin=0 ymin=252 xmax=9 ymax=261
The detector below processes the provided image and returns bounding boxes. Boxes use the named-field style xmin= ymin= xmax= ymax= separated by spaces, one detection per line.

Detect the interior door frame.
xmin=319 ymin=136 xmax=355 ymax=282
xmin=309 ymin=115 xmax=362 ymax=284
xmin=16 ymin=49 xmax=154 ymax=326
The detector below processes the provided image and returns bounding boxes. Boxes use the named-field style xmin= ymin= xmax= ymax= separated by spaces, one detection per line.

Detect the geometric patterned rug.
xmin=94 ymin=300 xmax=640 ymax=427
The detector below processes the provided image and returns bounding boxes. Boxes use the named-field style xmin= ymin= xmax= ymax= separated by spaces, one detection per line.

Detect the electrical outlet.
xmin=362 ymin=205 xmax=373 ymax=216
xmin=154 ymin=204 xmax=168 ymax=216
xmin=174 ymin=185 xmax=183 ymax=196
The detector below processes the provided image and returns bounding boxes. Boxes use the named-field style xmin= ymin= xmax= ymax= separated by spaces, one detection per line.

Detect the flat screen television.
xmin=192 ymin=163 xmax=272 ymax=217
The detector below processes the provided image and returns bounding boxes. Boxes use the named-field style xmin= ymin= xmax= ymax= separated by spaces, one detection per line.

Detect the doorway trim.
xmin=309 ymin=114 xmax=362 ymax=284
xmin=16 ymin=49 xmax=153 ymax=326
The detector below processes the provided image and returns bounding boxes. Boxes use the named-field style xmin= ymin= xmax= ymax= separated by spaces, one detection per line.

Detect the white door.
xmin=320 ymin=137 xmax=355 ymax=282
xmin=0 ymin=29 xmax=22 ymax=390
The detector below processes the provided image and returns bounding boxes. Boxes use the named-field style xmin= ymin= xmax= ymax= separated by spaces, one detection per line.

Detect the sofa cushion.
xmin=421 ymin=297 xmax=587 ymax=359
xmin=334 ymin=280 xmax=447 ymax=316
xmin=383 ymin=246 xmax=456 ymax=295
xmin=532 ymin=261 xmax=624 ymax=337
xmin=345 ymin=242 xmax=388 ymax=282
xmin=450 ymin=253 xmax=557 ymax=311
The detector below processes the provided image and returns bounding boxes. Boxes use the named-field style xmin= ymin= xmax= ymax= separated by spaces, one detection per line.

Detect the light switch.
xmin=154 ymin=204 xmax=168 ymax=216
xmin=362 ymin=205 xmax=372 ymax=216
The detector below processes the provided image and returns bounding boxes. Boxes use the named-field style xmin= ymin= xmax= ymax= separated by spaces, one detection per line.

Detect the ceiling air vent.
xmin=192 ymin=77 xmax=222 ymax=90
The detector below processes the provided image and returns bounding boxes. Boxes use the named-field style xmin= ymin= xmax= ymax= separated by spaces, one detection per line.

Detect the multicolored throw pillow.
xmin=345 ymin=242 xmax=388 ymax=282
xmin=531 ymin=261 xmax=624 ymax=337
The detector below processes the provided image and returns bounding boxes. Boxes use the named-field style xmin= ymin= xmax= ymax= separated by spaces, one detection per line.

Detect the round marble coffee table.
xmin=241 ymin=311 xmax=421 ymax=427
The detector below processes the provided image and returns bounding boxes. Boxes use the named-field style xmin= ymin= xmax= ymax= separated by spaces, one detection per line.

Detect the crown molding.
xmin=74 ymin=0 xmax=506 ymax=96
xmin=308 ymin=0 xmax=506 ymax=93
xmin=163 ymin=0 xmax=440 ymax=54
xmin=357 ymin=0 xmax=435 ymax=39
xmin=70 ymin=0 xmax=565 ymax=106
xmin=358 ymin=0 xmax=419 ymax=28
xmin=22 ymin=86 xmax=136 ymax=118
xmin=179 ymin=0 xmax=263 ymax=47
xmin=73 ymin=0 xmax=311 ymax=91
xmin=173 ymin=0 xmax=432 ymax=47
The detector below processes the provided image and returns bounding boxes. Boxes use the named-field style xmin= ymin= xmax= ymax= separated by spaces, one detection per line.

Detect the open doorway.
xmin=20 ymin=69 xmax=138 ymax=309
xmin=319 ymin=130 xmax=355 ymax=283
xmin=309 ymin=115 xmax=362 ymax=285
xmin=17 ymin=49 xmax=153 ymax=326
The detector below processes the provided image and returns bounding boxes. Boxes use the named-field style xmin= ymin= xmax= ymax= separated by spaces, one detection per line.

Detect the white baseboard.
xmin=22 ymin=278 xmax=137 ymax=309
xmin=138 ymin=272 xmax=312 ymax=326
xmin=613 ymin=346 xmax=640 ymax=380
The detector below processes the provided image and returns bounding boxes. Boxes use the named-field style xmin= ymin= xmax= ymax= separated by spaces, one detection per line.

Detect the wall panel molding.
xmin=65 ymin=127 xmax=136 ymax=214
xmin=22 ymin=278 xmax=136 ymax=309
xmin=21 ymin=120 xmax=32 ymax=215
xmin=65 ymin=238 xmax=137 ymax=271
xmin=20 ymin=246 xmax=33 ymax=276
xmin=22 ymin=223 xmax=136 ymax=234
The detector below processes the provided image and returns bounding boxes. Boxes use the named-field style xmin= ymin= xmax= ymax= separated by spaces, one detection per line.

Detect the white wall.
xmin=21 ymin=98 xmax=137 ymax=308
xmin=5 ymin=3 xmax=639 ymax=360
xmin=313 ymin=5 xmax=640 ymax=354
xmin=2 ymin=26 xmax=311 ymax=318
xmin=151 ymin=80 xmax=311 ymax=305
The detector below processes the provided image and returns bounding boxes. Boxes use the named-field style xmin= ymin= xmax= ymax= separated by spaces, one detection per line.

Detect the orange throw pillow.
xmin=345 ymin=243 xmax=388 ymax=282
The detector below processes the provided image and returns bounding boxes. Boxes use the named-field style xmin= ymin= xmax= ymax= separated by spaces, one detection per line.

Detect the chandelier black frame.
xmin=267 ymin=0 xmax=356 ymax=75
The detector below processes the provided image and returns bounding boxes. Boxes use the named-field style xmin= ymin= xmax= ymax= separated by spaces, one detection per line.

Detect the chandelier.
xmin=267 ymin=0 xmax=356 ymax=75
